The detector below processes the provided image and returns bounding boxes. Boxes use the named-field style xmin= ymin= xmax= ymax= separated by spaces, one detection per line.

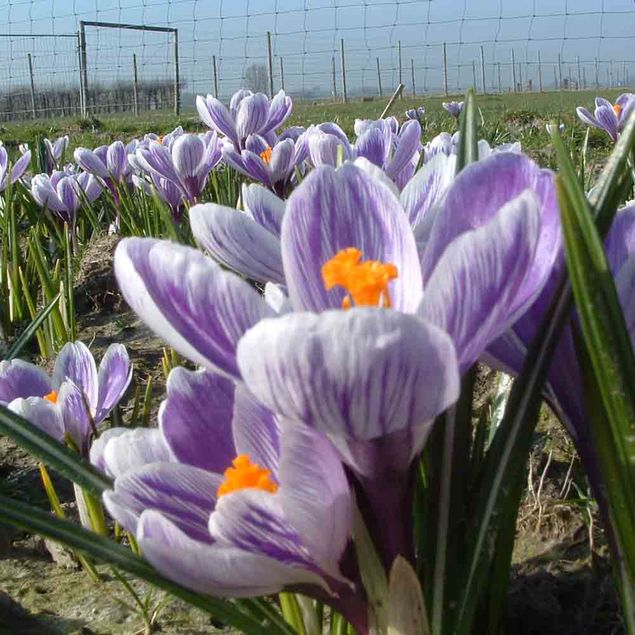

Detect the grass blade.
xmin=6 ymin=292 xmax=61 ymax=359
xmin=455 ymin=89 xmax=478 ymax=174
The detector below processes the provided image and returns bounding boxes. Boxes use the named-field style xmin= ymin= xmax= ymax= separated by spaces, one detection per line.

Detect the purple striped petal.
xmin=385 ymin=119 xmax=421 ymax=181
xmin=74 ymin=148 xmax=109 ymax=179
xmin=138 ymin=510 xmax=312 ymax=597
xmin=104 ymin=462 xmax=220 ymax=542
xmin=595 ymin=105 xmax=619 ymax=141
xmin=242 ymin=184 xmax=285 ymax=237
xmin=160 ymin=367 xmax=236 ymax=473
xmin=196 ymin=95 xmax=238 ymax=146
xmin=10 ymin=150 xmax=31 ymax=183
xmin=269 ymin=139 xmax=296 ymax=185
xmin=58 ymin=380 xmax=93 ymax=453
xmin=232 ymin=384 xmax=280 ymax=474
xmin=190 ymin=203 xmax=284 ymax=284
xmin=354 ymin=127 xmax=391 ymax=167
xmin=172 ymin=134 xmax=205 ymax=181
xmin=8 ymin=397 xmax=64 ymax=441
xmin=264 ymin=90 xmax=293 ymax=135
xmin=605 ymin=204 xmax=635 ymax=273
xmin=236 ymin=94 xmax=270 ymax=143
xmin=419 ymin=189 xmax=541 ymax=371
xmin=95 ymin=344 xmax=132 ymax=423
xmin=107 ymin=141 xmax=126 ymax=181
xmin=0 ymin=360 xmax=51 ymax=403
xmin=114 ymin=238 xmax=274 ymax=379
xmin=236 ymin=309 xmax=460 ymax=441
xmin=52 ymin=342 xmax=98 ymax=410
xmin=281 ymin=163 xmax=423 ymax=312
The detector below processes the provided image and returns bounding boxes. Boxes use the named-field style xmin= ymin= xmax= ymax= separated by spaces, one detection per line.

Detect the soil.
xmin=0 ymin=234 xmax=624 ymax=634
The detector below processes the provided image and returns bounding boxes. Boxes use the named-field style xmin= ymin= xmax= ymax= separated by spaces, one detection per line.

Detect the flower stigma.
xmin=321 ymin=247 xmax=398 ymax=309
xmin=44 ymin=390 xmax=58 ymax=404
xmin=614 ymin=103 xmax=623 ymax=117
xmin=260 ymin=147 xmax=273 ymax=164
xmin=217 ymin=454 xmax=279 ymax=498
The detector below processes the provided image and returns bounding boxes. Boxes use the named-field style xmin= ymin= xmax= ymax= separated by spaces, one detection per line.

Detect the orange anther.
xmin=217 ymin=454 xmax=278 ymax=498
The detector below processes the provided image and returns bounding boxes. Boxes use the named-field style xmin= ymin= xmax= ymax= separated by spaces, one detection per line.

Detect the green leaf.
xmin=0 ymin=493 xmax=289 ymax=635
xmin=0 ymin=404 xmax=112 ymax=494
xmin=455 ymin=89 xmax=478 ymax=174
xmin=6 ymin=293 xmax=60 ymax=359
xmin=557 ymin=172 xmax=635 ymax=581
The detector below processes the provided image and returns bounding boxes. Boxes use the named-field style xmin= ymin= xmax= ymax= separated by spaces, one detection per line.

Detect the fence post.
xmin=340 ymin=39 xmax=347 ymax=103
xmin=279 ymin=56 xmax=285 ymax=92
xmin=331 ymin=56 xmax=337 ymax=99
xmin=376 ymin=57 xmax=383 ymax=97
xmin=79 ymin=22 xmax=88 ymax=116
xmin=398 ymin=40 xmax=403 ymax=99
xmin=480 ymin=46 xmax=486 ymax=94
xmin=132 ymin=53 xmax=139 ymax=116
xmin=410 ymin=58 xmax=416 ymax=96
xmin=537 ymin=50 xmax=543 ymax=92
xmin=576 ymin=56 xmax=581 ymax=90
xmin=27 ymin=53 xmax=36 ymax=119
xmin=267 ymin=31 xmax=274 ymax=98
xmin=472 ymin=59 xmax=477 ymax=91
xmin=212 ymin=54 xmax=219 ymax=97
xmin=442 ymin=42 xmax=448 ymax=96
xmin=511 ymin=49 xmax=517 ymax=92
xmin=172 ymin=29 xmax=180 ymax=115
xmin=497 ymin=61 xmax=502 ymax=93
xmin=557 ymin=53 xmax=563 ymax=90
xmin=518 ymin=59 xmax=523 ymax=91
xmin=610 ymin=60 xmax=615 ymax=88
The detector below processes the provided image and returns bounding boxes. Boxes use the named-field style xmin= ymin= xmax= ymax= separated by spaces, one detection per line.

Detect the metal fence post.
xmin=511 ymin=49 xmax=517 ymax=92
xmin=538 ymin=50 xmax=543 ymax=92
xmin=27 ymin=53 xmax=36 ymax=119
xmin=480 ymin=45 xmax=486 ymax=93
xmin=558 ymin=53 xmax=563 ymax=90
xmin=497 ymin=61 xmax=502 ymax=93
xmin=279 ymin=56 xmax=285 ymax=92
xmin=212 ymin=54 xmax=219 ymax=97
xmin=472 ymin=59 xmax=477 ymax=91
xmin=267 ymin=31 xmax=274 ymax=98
xmin=132 ymin=53 xmax=139 ymax=116
xmin=442 ymin=42 xmax=448 ymax=96
xmin=410 ymin=58 xmax=416 ymax=96
xmin=340 ymin=38 xmax=347 ymax=103
xmin=79 ymin=22 xmax=88 ymax=116
xmin=576 ymin=56 xmax=581 ymax=90
xmin=172 ymin=28 xmax=180 ymax=115
xmin=518 ymin=59 xmax=523 ymax=91
xmin=376 ymin=57 xmax=383 ymax=97
xmin=331 ymin=56 xmax=337 ymax=99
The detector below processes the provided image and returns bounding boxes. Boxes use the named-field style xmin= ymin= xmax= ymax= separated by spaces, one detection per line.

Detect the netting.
xmin=1 ymin=0 xmax=633 ymax=121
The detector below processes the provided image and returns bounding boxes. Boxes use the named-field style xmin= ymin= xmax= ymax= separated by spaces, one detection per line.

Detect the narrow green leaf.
xmin=455 ymin=89 xmax=478 ymax=174
xmin=0 ymin=404 xmax=112 ymax=494
xmin=0 ymin=494 xmax=287 ymax=635
xmin=6 ymin=293 xmax=60 ymax=359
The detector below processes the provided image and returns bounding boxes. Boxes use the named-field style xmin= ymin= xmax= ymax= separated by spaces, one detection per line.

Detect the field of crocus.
xmin=0 ymin=87 xmax=634 ymax=635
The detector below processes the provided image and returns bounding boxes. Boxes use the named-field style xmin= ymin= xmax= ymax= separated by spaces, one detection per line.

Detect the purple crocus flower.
xmin=114 ymin=152 xmax=559 ymax=569
xmin=91 ymin=365 xmax=367 ymax=629
xmin=296 ymin=123 xmax=355 ymax=168
xmin=132 ymin=173 xmax=186 ymax=221
xmin=1 ymin=342 xmax=132 ymax=455
xmin=223 ymin=135 xmax=299 ymax=197
xmin=31 ymin=171 xmax=102 ymax=224
xmin=0 ymin=145 xmax=31 ymax=192
xmin=423 ymin=131 xmax=521 ymax=163
xmin=135 ymin=133 xmax=222 ymax=203
xmin=74 ymin=141 xmax=132 ymax=205
xmin=43 ymin=135 xmax=69 ymax=174
xmin=576 ymin=93 xmax=635 ymax=141
xmin=442 ymin=100 xmax=464 ymax=118
xmin=405 ymin=106 xmax=426 ymax=123
xmin=196 ymin=89 xmax=293 ymax=150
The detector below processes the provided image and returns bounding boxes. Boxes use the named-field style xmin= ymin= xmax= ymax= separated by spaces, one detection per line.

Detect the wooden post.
xmin=132 ymin=53 xmax=139 ymax=116
xmin=212 ymin=54 xmax=219 ymax=97
xmin=340 ymin=39 xmax=347 ymax=103
xmin=376 ymin=57 xmax=383 ymax=97
xmin=576 ymin=56 xmax=581 ymax=90
xmin=558 ymin=53 xmax=563 ymax=90
xmin=398 ymin=40 xmax=403 ymax=99
xmin=480 ymin=45 xmax=486 ymax=94
xmin=537 ymin=50 xmax=543 ymax=92
xmin=331 ymin=56 xmax=337 ymax=98
xmin=511 ymin=49 xmax=517 ymax=92
xmin=173 ymin=29 xmax=180 ymax=115
xmin=27 ymin=53 xmax=36 ymax=119
xmin=442 ymin=42 xmax=448 ymax=96
xmin=595 ymin=57 xmax=600 ymax=89
xmin=380 ymin=83 xmax=405 ymax=119
xmin=279 ymin=56 xmax=285 ymax=92
xmin=410 ymin=58 xmax=416 ymax=96
xmin=518 ymin=59 xmax=523 ymax=92
xmin=497 ymin=61 xmax=502 ymax=93
xmin=266 ymin=32 xmax=274 ymax=98
xmin=79 ymin=23 xmax=88 ymax=116
xmin=472 ymin=59 xmax=477 ymax=91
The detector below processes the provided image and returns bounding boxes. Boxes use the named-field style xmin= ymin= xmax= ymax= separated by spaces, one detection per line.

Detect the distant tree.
xmin=244 ymin=63 xmax=269 ymax=94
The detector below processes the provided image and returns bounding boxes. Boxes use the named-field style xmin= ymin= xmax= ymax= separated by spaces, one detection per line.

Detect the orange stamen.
xmin=260 ymin=147 xmax=273 ymax=164
xmin=44 ymin=390 xmax=58 ymax=404
xmin=321 ymin=248 xmax=398 ymax=309
xmin=217 ymin=454 xmax=278 ymax=498
xmin=614 ymin=103 xmax=623 ymax=117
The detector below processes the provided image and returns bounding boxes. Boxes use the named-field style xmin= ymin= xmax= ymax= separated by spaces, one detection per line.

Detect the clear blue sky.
xmin=1 ymin=0 xmax=634 ymax=98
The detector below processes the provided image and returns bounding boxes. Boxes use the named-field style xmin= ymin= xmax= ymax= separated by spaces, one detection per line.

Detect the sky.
xmin=1 ymin=0 xmax=634 ymax=99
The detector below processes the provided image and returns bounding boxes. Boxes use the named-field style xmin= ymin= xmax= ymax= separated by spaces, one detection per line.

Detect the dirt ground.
xmin=0 ymin=234 xmax=624 ymax=634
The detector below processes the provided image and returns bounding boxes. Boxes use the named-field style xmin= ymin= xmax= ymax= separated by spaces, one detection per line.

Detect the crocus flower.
xmin=442 ymin=101 xmax=464 ymax=118
xmin=114 ymin=152 xmax=559 ymax=568
xmin=423 ymin=131 xmax=521 ymax=163
xmin=196 ymin=89 xmax=293 ymax=150
xmin=43 ymin=135 xmax=69 ymax=174
xmin=576 ymin=94 xmax=635 ymax=141
xmin=92 ymin=365 xmax=368 ymax=630
xmin=223 ymin=135 xmax=299 ymax=197
xmin=132 ymin=173 xmax=186 ymax=221
xmin=405 ymin=106 xmax=426 ymax=123
xmin=0 ymin=145 xmax=31 ymax=192
xmin=1 ymin=342 xmax=132 ymax=455
xmin=135 ymin=133 xmax=222 ymax=203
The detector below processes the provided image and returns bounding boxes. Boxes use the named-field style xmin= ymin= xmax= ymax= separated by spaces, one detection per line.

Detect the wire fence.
xmin=1 ymin=0 xmax=634 ymax=122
